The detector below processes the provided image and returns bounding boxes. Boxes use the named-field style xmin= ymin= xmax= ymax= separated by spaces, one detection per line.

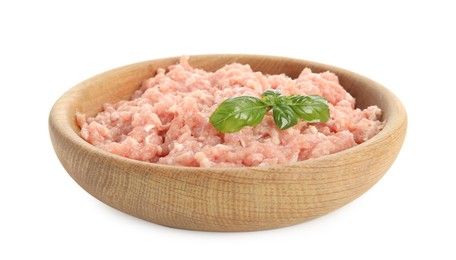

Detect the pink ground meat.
xmin=76 ymin=56 xmax=383 ymax=167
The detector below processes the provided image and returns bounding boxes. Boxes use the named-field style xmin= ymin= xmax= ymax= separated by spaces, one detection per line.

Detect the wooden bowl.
xmin=49 ymin=54 xmax=407 ymax=231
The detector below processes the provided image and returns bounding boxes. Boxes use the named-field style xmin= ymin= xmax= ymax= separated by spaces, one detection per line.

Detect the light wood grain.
xmin=49 ymin=55 xmax=407 ymax=231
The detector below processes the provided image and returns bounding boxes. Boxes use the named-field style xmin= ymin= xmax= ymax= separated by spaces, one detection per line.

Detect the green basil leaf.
xmin=262 ymin=89 xmax=282 ymax=98
xmin=261 ymin=89 xmax=282 ymax=107
xmin=272 ymin=104 xmax=298 ymax=130
xmin=210 ymin=96 xmax=268 ymax=133
xmin=287 ymin=95 xmax=330 ymax=122
xmin=210 ymin=89 xmax=330 ymax=133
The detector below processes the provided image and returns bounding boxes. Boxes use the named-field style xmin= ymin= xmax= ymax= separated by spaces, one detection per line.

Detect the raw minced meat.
xmin=76 ymin=56 xmax=383 ymax=167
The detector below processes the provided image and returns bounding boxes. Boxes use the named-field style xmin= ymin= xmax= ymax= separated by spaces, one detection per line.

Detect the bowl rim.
xmin=49 ymin=54 xmax=407 ymax=173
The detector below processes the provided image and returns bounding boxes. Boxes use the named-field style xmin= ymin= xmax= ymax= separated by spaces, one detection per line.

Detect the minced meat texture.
xmin=76 ymin=56 xmax=383 ymax=167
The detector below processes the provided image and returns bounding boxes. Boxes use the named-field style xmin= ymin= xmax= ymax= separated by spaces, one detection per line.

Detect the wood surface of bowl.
xmin=49 ymin=55 xmax=407 ymax=231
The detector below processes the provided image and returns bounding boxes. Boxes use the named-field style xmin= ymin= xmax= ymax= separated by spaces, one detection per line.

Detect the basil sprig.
xmin=210 ymin=90 xmax=330 ymax=133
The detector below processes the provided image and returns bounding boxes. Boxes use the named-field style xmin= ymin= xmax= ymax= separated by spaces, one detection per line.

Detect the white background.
xmin=1 ymin=0 xmax=455 ymax=259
